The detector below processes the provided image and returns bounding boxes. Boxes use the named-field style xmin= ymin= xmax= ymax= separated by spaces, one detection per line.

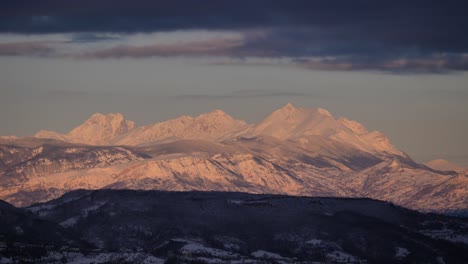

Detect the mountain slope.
xmin=1 ymin=136 xmax=465 ymax=212
xmin=345 ymin=159 xmax=468 ymax=213
xmin=0 ymin=104 xmax=465 ymax=213
xmin=0 ymin=137 xmax=149 ymax=206
xmin=112 ymin=109 xmax=248 ymax=146
xmin=426 ymin=159 xmax=465 ymax=172
xmin=0 ymin=199 xmax=83 ymax=248
xmin=3 ymin=190 xmax=465 ymax=264
xmin=246 ymin=103 xmax=403 ymax=157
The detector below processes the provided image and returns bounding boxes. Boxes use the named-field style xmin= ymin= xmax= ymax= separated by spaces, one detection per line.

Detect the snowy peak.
xmin=265 ymin=103 xmax=302 ymax=121
xmin=35 ymin=113 xmax=136 ymax=145
xmin=193 ymin=109 xmax=247 ymax=131
xmin=34 ymin=130 xmax=67 ymax=141
xmin=83 ymin=112 xmax=129 ymax=125
xmin=358 ymin=130 xmax=402 ymax=155
xmin=195 ymin=109 xmax=236 ymax=123
xmin=87 ymin=112 xmax=125 ymax=123
xmin=271 ymin=103 xmax=332 ymax=118
xmin=425 ymin=159 xmax=463 ymax=172
xmin=199 ymin=109 xmax=230 ymax=117
xmin=278 ymin=102 xmax=299 ymax=113
xmin=71 ymin=112 xmax=136 ymax=134
xmin=250 ymin=105 xmax=339 ymax=139
xmin=30 ymin=105 xmax=403 ymax=157
xmin=338 ymin=118 xmax=368 ymax=135
xmin=113 ymin=109 xmax=248 ymax=146
xmin=316 ymin=107 xmax=333 ymax=118
xmin=249 ymin=105 xmax=403 ymax=157
xmin=67 ymin=112 xmax=136 ymax=145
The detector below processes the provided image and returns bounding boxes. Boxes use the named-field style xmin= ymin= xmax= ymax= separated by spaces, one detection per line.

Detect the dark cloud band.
xmin=1 ymin=0 xmax=467 ymax=72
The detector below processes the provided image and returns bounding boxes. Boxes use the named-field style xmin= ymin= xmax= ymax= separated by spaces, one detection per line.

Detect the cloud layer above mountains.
xmin=1 ymin=0 xmax=467 ymax=72
xmin=1 ymin=1 xmax=468 ymax=166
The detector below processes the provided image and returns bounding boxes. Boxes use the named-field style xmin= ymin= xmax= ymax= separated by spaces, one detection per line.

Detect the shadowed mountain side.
xmin=5 ymin=190 xmax=464 ymax=264
xmin=0 ymin=200 xmax=85 ymax=248
xmin=136 ymin=139 xmax=239 ymax=157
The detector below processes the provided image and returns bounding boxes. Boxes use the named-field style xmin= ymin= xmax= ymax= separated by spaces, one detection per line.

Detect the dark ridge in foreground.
xmin=1 ymin=190 xmax=468 ymax=263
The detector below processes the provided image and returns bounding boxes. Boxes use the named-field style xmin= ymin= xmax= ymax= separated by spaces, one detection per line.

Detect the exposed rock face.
xmin=0 ymin=104 xmax=465 ymax=213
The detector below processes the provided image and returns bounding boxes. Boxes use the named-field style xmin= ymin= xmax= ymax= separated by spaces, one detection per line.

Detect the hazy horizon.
xmin=1 ymin=1 xmax=468 ymax=166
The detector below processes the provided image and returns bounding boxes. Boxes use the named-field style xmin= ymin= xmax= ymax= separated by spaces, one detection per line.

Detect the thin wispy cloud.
xmin=1 ymin=31 xmax=466 ymax=73
xmin=81 ymin=36 xmax=245 ymax=58
xmin=295 ymin=55 xmax=468 ymax=73
xmin=0 ymin=41 xmax=54 ymax=56
xmin=174 ymin=89 xmax=318 ymax=100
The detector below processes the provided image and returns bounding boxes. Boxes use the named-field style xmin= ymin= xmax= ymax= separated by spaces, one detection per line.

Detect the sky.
xmin=1 ymin=0 xmax=468 ymax=166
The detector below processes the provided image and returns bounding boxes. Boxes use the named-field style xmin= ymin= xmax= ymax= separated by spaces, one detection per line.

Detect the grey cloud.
xmin=1 ymin=0 xmax=468 ymax=73
xmin=70 ymin=33 xmax=123 ymax=43
xmin=0 ymin=41 xmax=54 ymax=56
xmin=295 ymin=55 xmax=468 ymax=73
xmin=81 ymin=37 xmax=245 ymax=58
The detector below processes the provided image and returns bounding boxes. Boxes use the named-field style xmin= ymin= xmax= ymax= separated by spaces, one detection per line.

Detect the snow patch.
xmin=251 ymin=250 xmax=284 ymax=259
xmin=326 ymin=251 xmax=360 ymax=263
xmin=14 ymin=226 xmax=23 ymax=235
xmin=395 ymin=247 xmax=410 ymax=258
xmin=27 ymin=203 xmax=56 ymax=214
xmin=305 ymin=239 xmax=322 ymax=246
xmin=0 ymin=257 xmax=13 ymax=263
xmin=81 ymin=201 xmax=107 ymax=217
xmin=180 ymin=241 xmax=238 ymax=259
xmin=60 ymin=216 xmax=79 ymax=227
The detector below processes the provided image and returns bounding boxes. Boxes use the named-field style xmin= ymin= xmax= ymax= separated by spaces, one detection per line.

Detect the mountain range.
xmin=0 ymin=103 xmax=466 ymax=213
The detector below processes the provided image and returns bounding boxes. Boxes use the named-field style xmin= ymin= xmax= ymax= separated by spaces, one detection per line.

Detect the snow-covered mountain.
xmin=34 ymin=104 xmax=402 ymax=157
xmin=35 ymin=113 xmax=136 ymax=145
xmin=0 ymin=104 xmax=466 ymax=213
xmin=426 ymin=159 xmax=465 ymax=172
xmin=112 ymin=109 xmax=248 ymax=146
xmin=246 ymin=103 xmax=403 ymax=156
xmin=31 ymin=104 xmax=403 ymax=158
